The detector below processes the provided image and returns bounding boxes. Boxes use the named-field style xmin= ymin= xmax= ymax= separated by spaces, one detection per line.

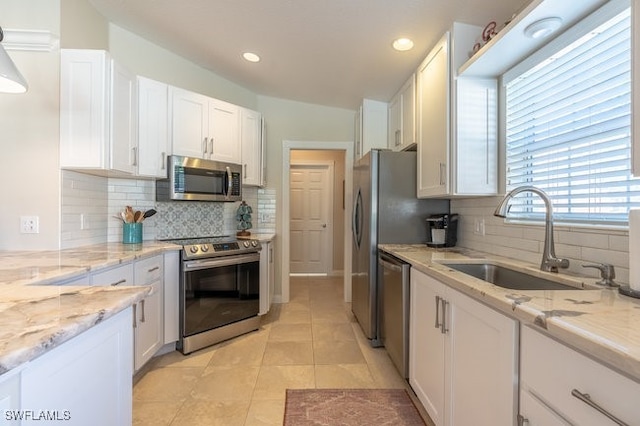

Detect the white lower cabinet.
xmin=20 ymin=308 xmax=133 ymax=426
xmin=409 ymin=269 xmax=518 ymax=426
xmin=133 ymin=255 xmax=164 ymax=371
xmin=520 ymin=326 xmax=640 ymax=426
xmin=259 ymin=240 xmax=275 ymax=315
xmin=90 ymin=263 xmax=134 ymax=287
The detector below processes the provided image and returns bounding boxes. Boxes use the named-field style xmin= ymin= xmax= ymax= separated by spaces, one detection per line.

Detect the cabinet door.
xmin=360 ymin=99 xmax=388 ymax=157
xmin=170 ymin=87 xmax=208 ymax=159
xmin=388 ymin=93 xmax=401 ymax=150
xmin=110 ymin=60 xmax=137 ymax=174
xmin=209 ymin=99 xmax=241 ymax=164
xmin=21 ymin=308 xmax=133 ymax=426
xmin=400 ymin=74 xmax=416 ymax=149
xmin=60 ymin=49 xmax=109 ymax=169
xmin=241 ymin=108 xmax=263 ymax=186
xmin=259 ymin=241 xmax=271 ymax=315
xmin=417 ymin=33 xmax=450 ymax=198
xmin=0 ymin=368 xmax=21 ymax=426
xmin=447 ymin=287 xmax=518 ymax=426
xmin=134 ymin=256 xmax=164 ymax=371
xmin=138 ymin=77 xmax=169 ymax=178
xmin=410 ymin=270 xmax=446 ymax=426
xmin=164 ymin=251 xmax=180 ymax=344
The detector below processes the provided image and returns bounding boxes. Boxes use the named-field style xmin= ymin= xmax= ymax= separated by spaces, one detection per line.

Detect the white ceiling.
xmin=88 ymin=0 xmax=528 ymax=110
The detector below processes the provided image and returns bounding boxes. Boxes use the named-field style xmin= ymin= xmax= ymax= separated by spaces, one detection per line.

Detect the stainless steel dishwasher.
xmin=378 ymin=251 xmax=410 ymax=379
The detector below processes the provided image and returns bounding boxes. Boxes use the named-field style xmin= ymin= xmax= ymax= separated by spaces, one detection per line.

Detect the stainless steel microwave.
xmin=156 ymin=155 xmax=242 ymax=202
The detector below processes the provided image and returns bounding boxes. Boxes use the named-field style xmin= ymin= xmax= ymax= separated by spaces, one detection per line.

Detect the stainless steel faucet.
xmin=494 ymin=186 xmax=570 ymax=273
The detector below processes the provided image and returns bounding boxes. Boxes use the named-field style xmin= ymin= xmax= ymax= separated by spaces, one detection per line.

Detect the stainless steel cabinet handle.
xmin=395 ymin=129 xmax=401 ymax=146
xmin=132 ymin=303 xmax=137 ymax=328
xmin=147 ymin=266 xmax=160 ymax=273
xmin=132 ymin=147 xmax=138 ymax=166
xmin=244 ymin=164 xmax=247 ymax=179
xmin=203 ymin=137 xmax=208 ymax=155
xmin=571 ymin=389 xmax=629 ymax=426
xmin=161 ymin=152 xmax=166 ymax=170
xmin=516 ymin=414 xmax=529 ymax=426
xmin=440 ymin=298 xmax=449 ymax=334
xmin=439 ymin=163 xmax=446 ymax=186
xmin=140 ymin=299 xmax=146 ymax=323
xmin=110 ymin=279 xmax=127 ymax=287
xmin=435 ymin=296 xmax=441 ymax=329
xmin=209 ymin=138 xmax=214 ymax=154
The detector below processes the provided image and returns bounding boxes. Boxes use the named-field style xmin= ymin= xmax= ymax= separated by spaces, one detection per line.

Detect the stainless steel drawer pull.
xmin=132 ymin=303 xmax=137 ymax=328
xmin=110 ymin=279 xmax=127 ymax=287
xmin=440 ymin=298 xmax=449 ymax=334
xmin=147 ymin=266 xmax=160 ymax=273
xmin=435 ymin=296 xmax=441 ymax=329
xmin=140 ymin=299 xmax=146 ymax=323
xmin=571 ymin=389 xmax=629 ymax=426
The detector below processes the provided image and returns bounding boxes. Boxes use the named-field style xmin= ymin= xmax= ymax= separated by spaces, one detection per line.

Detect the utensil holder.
xmin=123 ymin=223 xmax=142 ymax=244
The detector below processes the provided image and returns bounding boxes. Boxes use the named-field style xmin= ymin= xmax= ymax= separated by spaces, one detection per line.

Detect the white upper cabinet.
xmin=417 ymin=33 xmax=450 ymax=197
xmin=416 ymin=23 xmax=498 ymax=198
xmin=170 ymin=87 xmax=241 ymax=164
xmin=388 ymin=73 xmax=416 ymax=152
xmin=60 ymin=49 xmax=137 ymax=176
xmin=240 ymin=107 xmax=264 ymax=186
xmin=170 ymin=87 xmax=209 ymax=159
xmin=209 ymin=99 xmax=241 ymax=164
xmin=355 ymin=98 xmax=388 ymax=160
xmin=137 ymin=76 xmax=169 ymax=178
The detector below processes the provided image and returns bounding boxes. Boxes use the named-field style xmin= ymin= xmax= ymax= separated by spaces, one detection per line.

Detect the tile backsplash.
xmin=452 ymin=197 xmax=630 ymax=285
xmin=61 ymin=171 xmax=276 ymax=248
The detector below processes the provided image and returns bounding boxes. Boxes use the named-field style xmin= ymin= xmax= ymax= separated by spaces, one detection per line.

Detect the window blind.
xmin=504 ymin=7 xmax=639 ymax=224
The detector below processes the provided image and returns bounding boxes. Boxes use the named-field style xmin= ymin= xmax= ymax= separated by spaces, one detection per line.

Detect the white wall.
xmin=453 ymin=197 xmax=630 ymax=285
xmin=0 ymin=0 xmax=62 ymax=250
xmin=257 ymin=95 xmax=355 ymax=296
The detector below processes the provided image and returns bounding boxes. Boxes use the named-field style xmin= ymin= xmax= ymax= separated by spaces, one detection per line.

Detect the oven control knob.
xmin=251 ymin=240 xmax=258 ymax=247
xmin=243 ymin=241 xmax=250 ymax=248
xmin=200 ymin=245 xmax=209 ymax=252
xmin=189 ymin=246 xmax=199 ymax=254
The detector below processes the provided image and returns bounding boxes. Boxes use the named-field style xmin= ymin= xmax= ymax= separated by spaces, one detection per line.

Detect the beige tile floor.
xmin=133 ymin=275 xmax=432 ymax=426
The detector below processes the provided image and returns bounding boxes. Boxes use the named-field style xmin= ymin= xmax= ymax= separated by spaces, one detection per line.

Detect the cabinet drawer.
xmin=521 ymin=326 xmax=640 ymax=425
xmin=134 ymin=256 xmax=163 ymax=285
xmin=90 ymin=264 xmax=134 ymax=287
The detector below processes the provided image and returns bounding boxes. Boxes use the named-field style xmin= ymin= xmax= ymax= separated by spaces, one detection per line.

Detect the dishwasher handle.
xmin=378 ymin=253 xmax=405 ymax=273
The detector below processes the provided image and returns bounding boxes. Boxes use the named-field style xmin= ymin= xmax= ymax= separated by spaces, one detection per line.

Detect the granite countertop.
xmin=379 ymin=244 xmax=640 ymax=383
xmin=0 ymin=241 xmax=181 ymax=375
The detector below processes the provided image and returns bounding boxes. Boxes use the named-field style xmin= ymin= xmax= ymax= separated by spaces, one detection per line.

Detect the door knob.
xmin=321 ymin=224 xmax=327 ymax=228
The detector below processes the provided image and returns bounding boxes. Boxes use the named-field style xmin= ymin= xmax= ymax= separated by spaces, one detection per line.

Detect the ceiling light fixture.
xmin=243 ymin=52 xmax=260 ymax=63
xmin=524 ymin=17 xmax=563 ymax=39
xmin=392 ymin=38 xmax=414 ymax=52
xmin=0 ymin=26 xmax=28 ymax=93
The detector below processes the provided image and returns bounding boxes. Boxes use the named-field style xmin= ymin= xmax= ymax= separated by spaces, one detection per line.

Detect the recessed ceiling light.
xmin=392 ymin=38 xmax=414 ymax=52
xmin=524 ymin=17 xmax=563 ymax=39
xmin=243 ymin=52 xmax=260 ymax=63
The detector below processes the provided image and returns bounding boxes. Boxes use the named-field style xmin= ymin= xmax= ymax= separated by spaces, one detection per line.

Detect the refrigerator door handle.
xmin=353 ymin=188 xmax=363 ymax=249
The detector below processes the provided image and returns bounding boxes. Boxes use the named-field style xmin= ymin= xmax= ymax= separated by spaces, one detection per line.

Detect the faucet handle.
xmin=582 ymin=263 xmax=618 ymax=287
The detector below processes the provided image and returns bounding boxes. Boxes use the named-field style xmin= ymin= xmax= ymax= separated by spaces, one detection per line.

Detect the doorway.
xmin=281 ymin=141 xmax=354 ymax=304
xmin=289 ymin=162 xmax=334 ymax=275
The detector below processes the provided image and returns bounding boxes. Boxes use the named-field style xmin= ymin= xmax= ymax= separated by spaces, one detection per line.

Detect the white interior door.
xmin=289 ymin=163 xmax=333 ymax=274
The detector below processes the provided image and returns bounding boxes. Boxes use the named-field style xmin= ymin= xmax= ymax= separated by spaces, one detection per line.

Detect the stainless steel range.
xmin=163 ymin=236 xmax=262 ymax=354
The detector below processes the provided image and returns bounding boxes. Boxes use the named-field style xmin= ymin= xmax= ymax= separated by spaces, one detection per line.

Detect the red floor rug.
xmin=283 ymin=388 xmax=426 ymax=426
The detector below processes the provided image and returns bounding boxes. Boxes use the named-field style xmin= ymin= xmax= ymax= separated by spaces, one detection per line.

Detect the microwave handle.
xmin=225 ymin=166 xmax=232 ymax=200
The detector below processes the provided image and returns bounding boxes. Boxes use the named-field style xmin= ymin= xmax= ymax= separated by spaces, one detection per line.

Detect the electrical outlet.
xmin=473 ymin=218 xmax=485 ymax=236
xmin=20 ymin=216 xmax=39 ymax=234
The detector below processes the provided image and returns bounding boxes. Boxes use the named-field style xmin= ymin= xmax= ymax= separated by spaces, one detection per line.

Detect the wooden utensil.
xmin=134 ymin=210 xmax=142 ymax=223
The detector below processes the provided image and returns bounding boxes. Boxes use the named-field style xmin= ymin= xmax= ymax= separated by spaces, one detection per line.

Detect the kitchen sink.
xmin=441 ymin=263 xmax=582 ymax=291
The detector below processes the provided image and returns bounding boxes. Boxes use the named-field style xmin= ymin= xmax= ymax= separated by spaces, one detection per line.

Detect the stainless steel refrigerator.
xmin=351 ymin=149 xmax=449 ymax=346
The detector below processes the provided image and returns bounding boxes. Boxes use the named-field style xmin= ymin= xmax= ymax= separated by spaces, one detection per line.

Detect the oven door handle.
xmin=183 ymin=253 xmax=260 ymax=270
